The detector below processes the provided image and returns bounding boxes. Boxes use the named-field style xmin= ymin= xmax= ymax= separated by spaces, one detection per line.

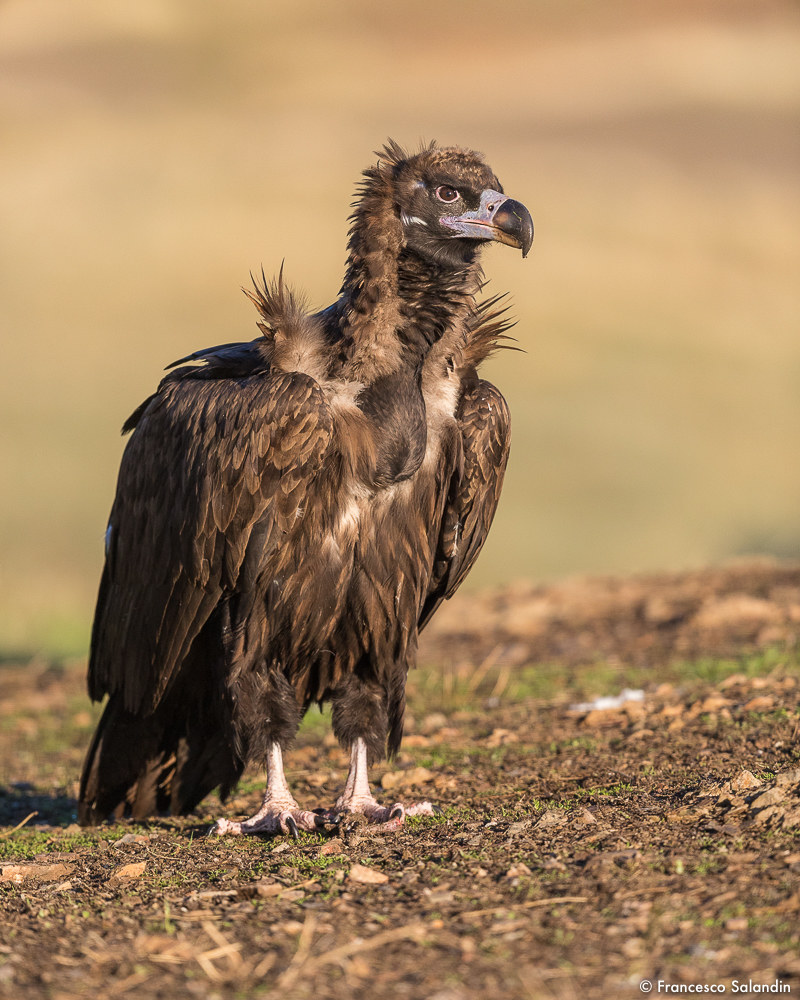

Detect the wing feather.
xmin=89 ymin=370 xmax=333 ymax=712
xmin=419 ymin=378 xmax=510 ymax=630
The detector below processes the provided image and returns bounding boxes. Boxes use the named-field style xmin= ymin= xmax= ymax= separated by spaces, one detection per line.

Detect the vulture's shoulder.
xmin=124 ymin=271 xmax=332 ymax=436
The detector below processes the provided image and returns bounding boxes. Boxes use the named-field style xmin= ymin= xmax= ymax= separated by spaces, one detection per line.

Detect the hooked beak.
xmin=440 ymin=189 xmax=534 ymax=258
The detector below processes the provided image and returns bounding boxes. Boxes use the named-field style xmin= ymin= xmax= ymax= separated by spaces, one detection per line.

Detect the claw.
xmin=389 ymin=804 xmax=405 ymax=821
xmin=284 ymin=814 xmax=300 ymax=841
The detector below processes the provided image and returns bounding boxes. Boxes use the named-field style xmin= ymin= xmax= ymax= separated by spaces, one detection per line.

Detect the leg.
xmin=330 ymin=737 xmax=436 ymax=832
xmin=210 ymin=742 xmax=323 ymax=838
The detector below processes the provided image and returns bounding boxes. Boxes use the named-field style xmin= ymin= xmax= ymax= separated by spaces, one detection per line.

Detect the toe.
xmin=209 ymin=818 xmax=242 ymax=837
xmin=405 ymin=801 xmax=436 ymax=817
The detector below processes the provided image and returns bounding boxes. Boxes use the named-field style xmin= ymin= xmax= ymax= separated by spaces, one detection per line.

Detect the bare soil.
xmin=1 ymin=560 xmax=800 ymax=999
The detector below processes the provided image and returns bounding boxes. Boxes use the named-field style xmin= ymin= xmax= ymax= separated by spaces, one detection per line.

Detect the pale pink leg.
xmin=328 ymin=738 xmax=436 ymax=832
xmin=210 ymin=742 xmax=323 ymax=839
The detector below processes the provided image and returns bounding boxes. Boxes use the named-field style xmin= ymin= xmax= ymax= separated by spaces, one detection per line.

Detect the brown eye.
xmin=435 ymin=185 xmax=459 ymax=203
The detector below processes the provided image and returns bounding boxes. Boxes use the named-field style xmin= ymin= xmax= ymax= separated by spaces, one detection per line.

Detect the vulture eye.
xmin=435 ymin=185 xmax=460 ymax=203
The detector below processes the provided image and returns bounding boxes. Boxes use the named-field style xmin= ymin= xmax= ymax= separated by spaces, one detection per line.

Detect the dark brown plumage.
xmin=79 ymin=140 xmax=532 ymax=833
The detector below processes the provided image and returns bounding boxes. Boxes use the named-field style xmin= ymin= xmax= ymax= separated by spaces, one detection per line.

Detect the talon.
xmin=285 ymin=814 xmax=300 ymax=840
xmin=389 ymin=804 xmax=405 ymax=821
xmin=432 ymin=804 xmax=443 ymax=815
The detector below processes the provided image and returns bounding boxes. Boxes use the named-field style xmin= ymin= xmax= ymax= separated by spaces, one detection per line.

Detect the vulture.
xmin=78 ymin=140 xmax=533 ymax=835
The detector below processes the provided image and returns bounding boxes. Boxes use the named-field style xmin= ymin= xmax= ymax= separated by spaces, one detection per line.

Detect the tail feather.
xmin=78 ymin=689 xmax=243 ymax=826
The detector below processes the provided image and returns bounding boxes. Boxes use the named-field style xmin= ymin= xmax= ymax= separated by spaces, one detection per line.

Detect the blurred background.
xmin=1 ymin=0 xmax=798 ymax=658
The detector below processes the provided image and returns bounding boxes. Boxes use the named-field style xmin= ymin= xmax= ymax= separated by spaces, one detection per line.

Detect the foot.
xmin=209 ymin=741 xmax=327 ymax=839
xmin=329 ymin=796 xmax=437 ymax=832
xmin=210 ymin=797 xmax=325 ymax=839
xmin=330 ymin=738 xmax=438 ymax=831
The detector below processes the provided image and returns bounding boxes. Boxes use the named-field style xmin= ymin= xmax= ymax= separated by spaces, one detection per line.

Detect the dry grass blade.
xmin=489 ymin=661 xmax=513 ymax=700
xmin=467 ymin=644 xmax=504 ymax=693
xmin=107 ymin=971 xmax=152 ymax=996
xmin=276 ymin=913 xmax=318 ymax=990
xmin=251 ymin=952 xmax=277 ymax=979
xmin=194 ymin=921 xmax=243 ymax=981
xmin=0 ymin=811 xmax=37 ymax=838
xmin=279 ymin=920 xmax=427 ymax=990
xmin=459 ymin=897 xmax=588 ymax=920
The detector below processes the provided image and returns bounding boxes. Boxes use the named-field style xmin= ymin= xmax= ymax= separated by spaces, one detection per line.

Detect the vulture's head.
xmin=365 ymin=141 xmax=533 ymax=270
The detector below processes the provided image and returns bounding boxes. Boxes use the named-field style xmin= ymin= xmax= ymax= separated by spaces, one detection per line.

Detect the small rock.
xmin=622 ymin=937 xmax=644 ymax=958
xmin=504 ymin=862 xmax=532 ymax=879
xmin=574 ymin=808 xmax=597 ymax=827
xmin=725 ymin=917 xmax=749 ymax=932
xmin=319 ymin=838 xmax=344 ymax=856
xmin=536 ymin=809 xmax=568 ymax=830
xmin=752 ymin=805 xmax=780 ymax=827
xmin=420 ymin=712 xmax=448 ymax=735
xmin=109 ymin=861 xmax=147 ymax=883
xmin=743 ymin=695 xmax=775 ymax=712
xmin=255 ymin=880 xmax=284 ymax=897
xmin=484 ymin=728 xmax=519 ymax=747
xmin=113 ymin=833 xmax=149 ymax=848
xmin=403 ymin=735 xmax=430 ymax=748
xmin=622 ymin=700 xmax=646 ymax=721
xmin=306 ymin=771 xmax=330 ymax=788
xmin=581 ymin=709 xmax=626 ymax=729
xmin=348 ymin=864 xmax=389 ymax=885
xmin=689 ymin=694 xmax=731 ymax=717
xmin=380 ymin=766 xmax=434 ymax=791
xmin=507 ymin=819 xmax=533 ymax=836
xmin=750 ymin=787 xmax=786 ymax=810
xmin=719 ymin=673 xmax=749 ymax=690
xmin=0 ymin=862 xmax=73 ymax=885
xmin=729 ymin=769 xmax=762 ymax=792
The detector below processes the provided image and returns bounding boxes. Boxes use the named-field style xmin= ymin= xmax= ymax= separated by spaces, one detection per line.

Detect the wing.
xmin=418 ymin=377 xmax=511 ymax=630
xmin=89 ymin=368 xmax=333 ymax=713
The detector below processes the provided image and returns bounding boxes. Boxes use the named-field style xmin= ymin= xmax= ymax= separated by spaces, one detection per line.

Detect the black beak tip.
xmin=517 ymin=206 xmax=534 ymax=259
xmin=495 ymin=198 xmax=533 ymax=258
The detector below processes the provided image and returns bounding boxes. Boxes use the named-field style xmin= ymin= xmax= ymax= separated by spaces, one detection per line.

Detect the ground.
xmin=1 ymin=560 xmax=799 ymax=999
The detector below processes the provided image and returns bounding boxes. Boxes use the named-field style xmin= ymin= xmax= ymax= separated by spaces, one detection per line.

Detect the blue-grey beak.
xmin=440 ymin=189 xmax=534 ymax=258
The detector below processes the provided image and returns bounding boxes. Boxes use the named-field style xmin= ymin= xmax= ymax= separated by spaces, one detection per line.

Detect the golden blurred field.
xmin=1 ymin=0 xmax=798 ymax=656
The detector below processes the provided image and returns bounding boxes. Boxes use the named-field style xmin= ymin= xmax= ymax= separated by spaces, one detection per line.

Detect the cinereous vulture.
xmin=79 ymin=140 xmax=533 ymax=835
